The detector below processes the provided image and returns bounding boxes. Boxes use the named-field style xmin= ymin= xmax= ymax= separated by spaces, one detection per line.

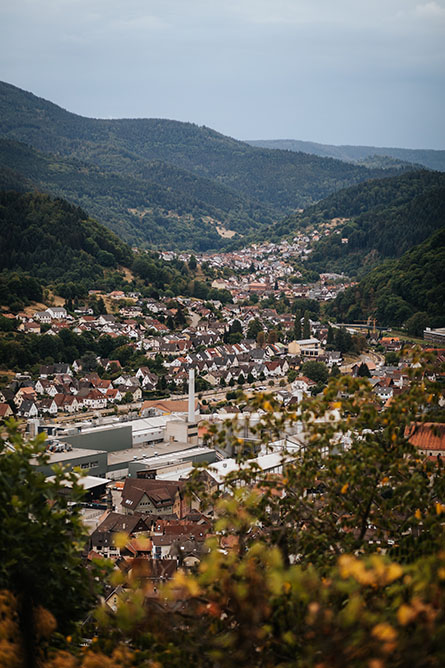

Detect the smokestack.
xmin=188 ymin=368 xmax=195 ymax=423
xmin=28 ymin=418 xmax=40 ymax=439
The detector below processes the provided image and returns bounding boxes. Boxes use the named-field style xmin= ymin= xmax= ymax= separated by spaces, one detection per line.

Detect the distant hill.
xmin=246 ymin=139 xmax=445 ymax=172
xmin=0 ymin=81 xmax=414 ymax=249
xmin=328 ymin=227 xmax=445 ymax=327
xmin=0 ymin=138 xmax=263 ymax=251
xmin=273 ymin=170 xmax=445 ymax=276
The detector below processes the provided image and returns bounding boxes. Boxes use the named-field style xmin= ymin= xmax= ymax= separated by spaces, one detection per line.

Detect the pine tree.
xmin=357 ymin=362 xmax=371 ymax=377
xmin=327 ymin=325 xmax=334 ymax=345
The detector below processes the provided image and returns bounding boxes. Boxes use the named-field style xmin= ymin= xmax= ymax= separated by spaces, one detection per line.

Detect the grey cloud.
xmin=0 ymin=0 xmax=443 ymax=148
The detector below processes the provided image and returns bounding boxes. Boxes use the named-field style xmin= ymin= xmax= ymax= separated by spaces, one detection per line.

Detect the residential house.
xmin=77 ymin=389 xmax=107 ymax=410
xmin=105 ymin=388 xmax=122 ymax=403
xmin=121 ymin=478 xmax=190 ymax=518
xmin=122 ymin=386 xmax=143 ymax=402
xmin=14 ymin=387 xmax=36 ymax=408
xmin=291 ymin=377 xmax=317 ymax=394
xmin=326 ymin=351 xmax=342 ymax=368
xmin=20 ymin=321 xmax=41 ymax=334
xmin=46 ymin=307 xmax=67 ymax=320
xmin=34 ymin=311 xmax=52 ymax=324
xmin=36 ymin=397 xmax=58 ymax=416
xmin=17 ymin=399 xmax=38 ymax=418
xmin=406 ymin=422 xmax=445 ymax=462
xmin=0 ymin=403 xmax=13 ymax=420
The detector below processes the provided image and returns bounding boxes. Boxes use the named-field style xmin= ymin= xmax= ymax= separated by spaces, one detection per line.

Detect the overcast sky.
xmin=1 ymin=0 xmax=444 ymax=148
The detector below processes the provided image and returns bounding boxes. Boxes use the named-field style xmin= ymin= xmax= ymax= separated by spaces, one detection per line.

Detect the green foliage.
xmin=287 ymin=368 xmax=298 ymax=383
xmin=0 ymin=190 xmax=232 ymax=310
xmin=0 ymin=314 xmax=17 ymax=332
xmin=291 ymin=298 xmax=320 ymax=318
xmin=1 ymin=357 xmax=445 ymax=666
xmin=330 ymin=363 xmax=341 ymax=377
xmin=302 ymin=310 xmax=311 ymax=339
xmin=57 ymin=353 xmax=444 ymax=667
xmin=0 ymin=328 xmax=147 ymax=372
xmin=0 ymin=138 xmax=263 ymax=252
xmin=0 ymin=272 xmax=43 ymax=311
xmin=330 ymin=228 xmax=445 ymax=327
xmin=385 ymin=351 xmax=399 ymax=366
xmin=0 ymin=81 xmax=416 ymax=251
xmin=301 ymin=360 xmax=329 ymax=383
xmin=223 ymin=319 xmax=243 ymax=344
xmin=357 ymin=362 xmax=371 ymax=377
xmin=333 ymin=327 xmax=353 ymax=353
xmin=293 ymin=310 xmax=302 ymax=340
xmin=246 ymin=318 xmax=263 ymax=340
xmin=300 ymin=170 xmax=445 ymax=277
xmin=0 ymin=421 xmax=99 ymax=639
xmin=0 ymin=190 xmax=132 ymax=308
xmin=406 ymin=311 xmax=430 ymax=337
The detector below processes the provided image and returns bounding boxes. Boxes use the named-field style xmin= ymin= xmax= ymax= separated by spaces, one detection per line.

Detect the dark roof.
xmin=95 ymin=511 xmax=152 ymax=534
xmin=122 ymin=478 xmax=185 ymax=510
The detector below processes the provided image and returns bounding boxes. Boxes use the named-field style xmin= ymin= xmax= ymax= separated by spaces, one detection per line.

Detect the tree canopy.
xmin=1 ymin=354 xmax=444 ymax=667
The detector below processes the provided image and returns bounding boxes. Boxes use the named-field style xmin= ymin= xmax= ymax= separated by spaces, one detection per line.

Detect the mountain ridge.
xmin=0 ymin=80 xmax=416 ymax=250
xmin=246 ymin=139 xmax=445 ymax=172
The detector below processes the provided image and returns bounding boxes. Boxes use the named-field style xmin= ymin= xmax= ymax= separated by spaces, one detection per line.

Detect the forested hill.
xmin=328 ymin=227 xmax=445 ymax=328
xmin=0 ymin=138 xmax=265 ymax=251
xmin=246 ymin=139 xmax=445 ymax=172
xmin=0 ymin=191 xmax=233 ymax=312
xmin=279 ymin=170 xmax=445 ymax=277
xmin=0 ymin=190 xmax=132 ymax=282
xmin=0 ymin=190 xmax=130 ymax=309
xmin=0 ymin=81 xmax=414 ymax=248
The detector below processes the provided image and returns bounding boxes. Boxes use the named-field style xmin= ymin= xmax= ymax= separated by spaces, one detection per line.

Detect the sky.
xmin=0 ymin=0 xmax=444 ymax=149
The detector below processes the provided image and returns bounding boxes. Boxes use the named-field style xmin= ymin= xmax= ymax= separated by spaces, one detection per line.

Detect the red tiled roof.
xmin=406 ymin=422 xmax=445 ymax=452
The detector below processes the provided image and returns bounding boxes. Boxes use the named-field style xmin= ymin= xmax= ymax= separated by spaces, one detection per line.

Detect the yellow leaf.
xmin=372 ymin=623 xmax=397 ymax=642
xmin=385 ymin=563 xmax=403 ymax=583
xmin=436 ymin=503 xmax=443 ymax=516
xmin=341 ymin=483 xmax=349 ymax=494
xmin=114 ymin=532 xmax=129 ymax=549
xmin=397 ymin=604 xmax=415 ymax=626
xmin=187 ymin=578 xmax=201 ymax=597
xmin=415 ymin=509 xmax=422 ymax=520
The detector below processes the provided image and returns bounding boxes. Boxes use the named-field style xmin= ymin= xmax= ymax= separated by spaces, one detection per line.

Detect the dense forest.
xmin=0 ymin=190 xmax=233 ymax=311
xmin=247 ymin=139 xmax=445 ymax=172
xmin=328 ymin=227 xmax=445 ymax=327
xmin=0 ymin=190 xmax=131 ymax=309
xmin=0 ymin=139 xmax=266 ymax=251
xmin=265 ymin=170 xmax=445 ymax=276
xmin=0 ymin=81 xmax=413 ymax=249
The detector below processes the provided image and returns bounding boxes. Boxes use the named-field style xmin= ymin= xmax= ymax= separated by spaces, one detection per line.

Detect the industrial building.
xmin=31 ymin=369 xmax=206 ymax=480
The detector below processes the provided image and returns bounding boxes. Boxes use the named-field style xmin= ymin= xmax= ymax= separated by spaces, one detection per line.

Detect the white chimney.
xmin=188 ymin=368 xmax=195 ymax=423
